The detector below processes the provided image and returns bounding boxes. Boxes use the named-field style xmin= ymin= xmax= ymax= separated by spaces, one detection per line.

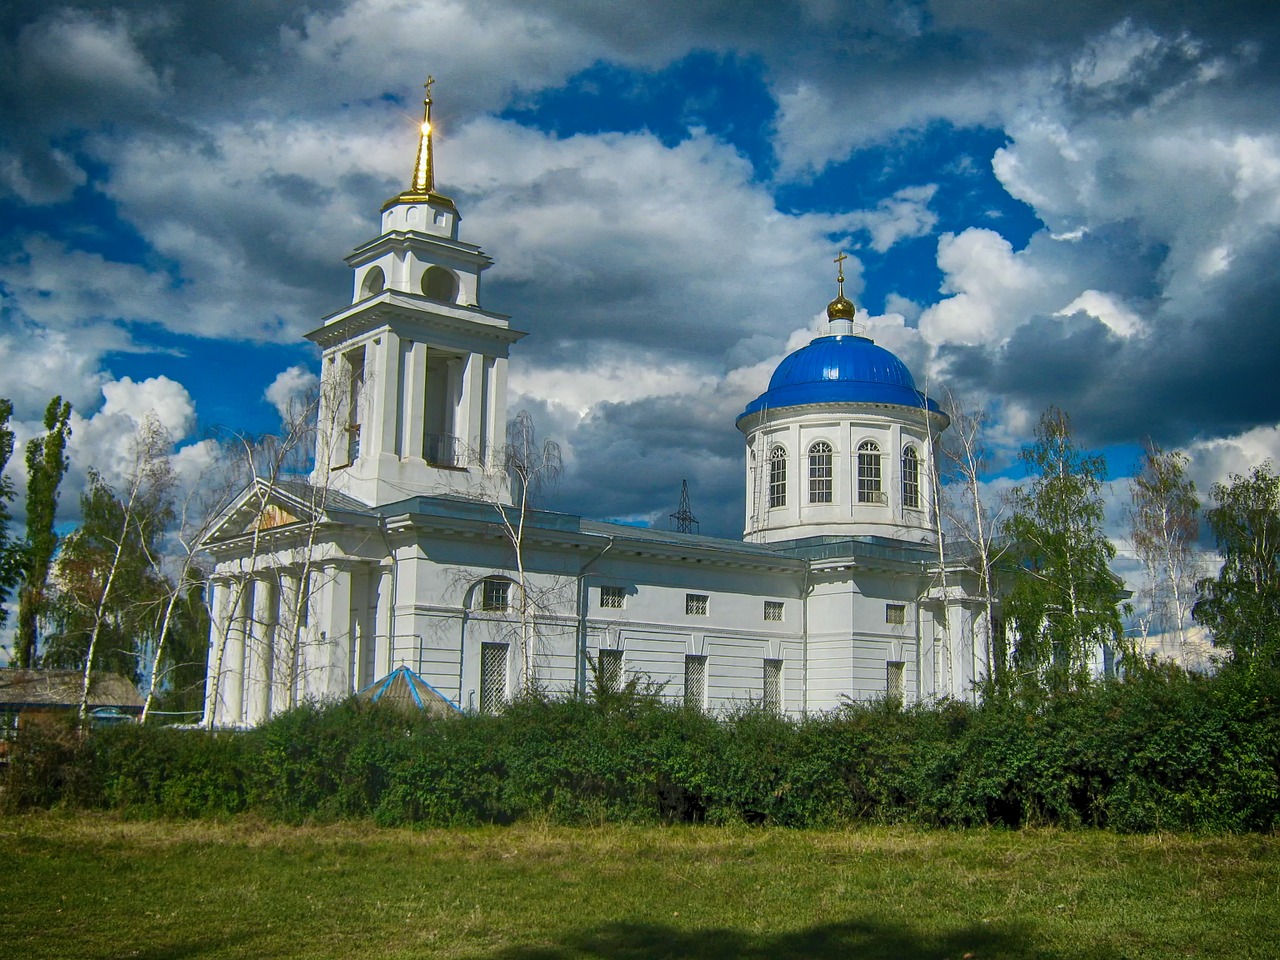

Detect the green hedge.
xmin=5 ymin=665 xmax=1278 ymax=831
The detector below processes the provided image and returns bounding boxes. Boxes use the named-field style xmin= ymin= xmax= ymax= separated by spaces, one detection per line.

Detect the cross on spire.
xmin=834 ymin=251 xmax=848 ymax=295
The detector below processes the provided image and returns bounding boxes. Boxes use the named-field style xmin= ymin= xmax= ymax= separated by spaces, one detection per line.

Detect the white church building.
xmin=202 ymin=90 xmax=993 ymax=727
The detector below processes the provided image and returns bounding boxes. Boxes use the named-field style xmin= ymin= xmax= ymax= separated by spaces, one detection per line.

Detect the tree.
xmin=497 ymin=410 xmax=564 ymax=694
xmin=447 ymin=410 xmax=566 ymax=697
xmin=14 ymin=396 xmax=72 ymax=667
xmin=1193 ymin=462 xmax=1280 ymax=670
xmin=42 ymin=417 xmax=175 ymax=719
xmin=938 ymin=390 xmax=1009 ymax=682
xmin=0 ymin=398 xmax=21 ymax=630
xmin=1002 ymin=407 xmax=1123 ymax=689
xmin=1127 ymin=443 xmax=1200 ymax=657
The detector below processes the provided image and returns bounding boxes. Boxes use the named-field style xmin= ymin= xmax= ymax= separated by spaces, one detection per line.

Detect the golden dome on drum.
xmin=826 ymin=294 xmax=855 ymax=320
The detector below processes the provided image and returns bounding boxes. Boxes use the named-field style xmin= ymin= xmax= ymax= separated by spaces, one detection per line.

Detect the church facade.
xmin=201 ymin=91 xmax=993 ymax=727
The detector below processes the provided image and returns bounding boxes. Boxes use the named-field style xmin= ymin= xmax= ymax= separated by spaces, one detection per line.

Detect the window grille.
xmin=886 ymin=603 xmax=906 ymax=625
xmin=600 ymin=585 xmax=626 ymax=609
xmin=764 ymin=601 xmax=784 ymax=622
xmin=902 ymin=446 xmax=920 ymax=509
xmin=768 ymin=446 xmax=787 ymax=508
xmin=598 ymin=649 xmax=624 ymax=692
xmin=887 ymin=661 xmax=906 ymax=704
xmin=857 ymin=440 xmax=882 ymax=503
xmin=808 ymin=441 xmax=833 ymax=503
xmin=479 ymin=642 xmax=508 ymax=713
xmin=481 ymin=577 xmax=510 ymax=612
xmin=685 ymin=655 xmax=707 ymax=709
xmin=686 ymin=593 xmax=709 ymax=616
xmin=763 ymin=659 xmax=783 ymax=713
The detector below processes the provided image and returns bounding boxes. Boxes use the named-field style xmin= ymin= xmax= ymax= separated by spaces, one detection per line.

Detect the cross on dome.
xmin=826 ymin=249 xmax=857 ymax=326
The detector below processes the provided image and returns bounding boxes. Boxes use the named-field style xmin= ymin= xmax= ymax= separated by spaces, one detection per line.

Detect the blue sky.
xmin=2 ymin=0 xmax=1279 ymax=563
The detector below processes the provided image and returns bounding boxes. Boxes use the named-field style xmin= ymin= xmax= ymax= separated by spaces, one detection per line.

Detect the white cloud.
xmin=849 ymin=185 xmax=939 ymax=253
xmin=917 ymin=229 xmax=1046 ymax=346
xmin=265 ymin=365 xmax=320 ymax=422
xmin=1055 ymin=290 xmax=1145 ymax=338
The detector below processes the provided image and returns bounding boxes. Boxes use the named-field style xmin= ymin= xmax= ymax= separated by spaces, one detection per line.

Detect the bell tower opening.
xmin=422 ymin=265 xmax=458 ymax=303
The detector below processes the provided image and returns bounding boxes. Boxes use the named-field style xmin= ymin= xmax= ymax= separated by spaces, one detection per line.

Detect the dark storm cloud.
xmin=941 ymin=231 xmax=1280 ymax=450
xmin=542 ymin=391 xmax=748 ymax=538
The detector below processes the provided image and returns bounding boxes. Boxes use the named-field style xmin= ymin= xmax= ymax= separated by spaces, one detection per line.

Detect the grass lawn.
xmin=1 ymin=814 xmax=1276 ymax=959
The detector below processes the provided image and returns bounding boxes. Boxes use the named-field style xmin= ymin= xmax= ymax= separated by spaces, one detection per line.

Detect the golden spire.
xmin=411 ymin=76 xmax=436 ymax=194
xmin=384 ymin=76 xmax=455 ymax=211
xmin=826 ymin=251 xmax=856 ymax=321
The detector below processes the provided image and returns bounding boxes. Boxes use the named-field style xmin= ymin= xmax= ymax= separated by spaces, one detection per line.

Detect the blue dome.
xmin=738 ymin=334 xmax=941 ymax=421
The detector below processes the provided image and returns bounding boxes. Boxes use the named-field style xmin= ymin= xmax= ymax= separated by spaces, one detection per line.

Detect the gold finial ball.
xmin=826 ymin=294 xmax=855 ymax=321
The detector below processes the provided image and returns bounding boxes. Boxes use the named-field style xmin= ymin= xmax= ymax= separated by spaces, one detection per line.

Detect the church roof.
xmin=739 ymin=334 xmax=942 ymax=421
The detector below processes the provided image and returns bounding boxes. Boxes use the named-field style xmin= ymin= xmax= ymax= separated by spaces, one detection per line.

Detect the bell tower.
xmin=307 ymin=79 xmax=524 ymax=506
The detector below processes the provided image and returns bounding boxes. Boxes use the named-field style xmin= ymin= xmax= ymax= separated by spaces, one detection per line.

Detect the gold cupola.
xmin=826 ymin=250 xmax=856 ymax=322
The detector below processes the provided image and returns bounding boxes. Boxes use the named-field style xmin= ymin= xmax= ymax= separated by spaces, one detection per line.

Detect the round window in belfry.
xmin=360 ymin=266 xmax=385 ymax=298
xmin=422 ymin=266 xmax=459 ymax=303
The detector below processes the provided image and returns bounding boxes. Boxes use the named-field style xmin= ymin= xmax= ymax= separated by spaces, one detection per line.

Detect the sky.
xmin=2 ymin=0 xmax=1280 ymax=583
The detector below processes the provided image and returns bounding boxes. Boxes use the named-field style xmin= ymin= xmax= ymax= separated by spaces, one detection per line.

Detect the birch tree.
xmin=1127 ymin=443 xmax=1200 ymax=657
xmin=1002 ymin=407 xmax=1123 ymax=690
xmin=1193 ymin=461 xmax=1280 ymax=671
xmin=500 ymin=410 xmax=563 ymax=694
xmin=42 ymin=417 xmax=175 ymax=719
xmin=939 ymin=391 xmax=1008 ymax=680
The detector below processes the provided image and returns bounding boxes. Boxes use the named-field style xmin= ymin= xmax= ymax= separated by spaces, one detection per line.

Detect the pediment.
xmin=204 ymin=479 xmax=321 ymax=546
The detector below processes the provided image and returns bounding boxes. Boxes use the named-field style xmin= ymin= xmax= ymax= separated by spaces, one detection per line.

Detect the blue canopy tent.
xmin=356 ymin=666 xmax=463 ymax=717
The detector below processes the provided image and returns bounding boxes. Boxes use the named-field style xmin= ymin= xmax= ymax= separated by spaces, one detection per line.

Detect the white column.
xmin=446 ymin=357 xmax=463 ymax=443
xmin=375 ymin=561 xmax=395 ymax=679
xmin=203 ymin=578 xmax=233 ymax=726
xmin=274 ymin=571 xmax=301 ymax=713
xmin=317 ymin=562 xmax=353 ymax=698
xmin=459 ymin=353 xmax=484 ymax=463
xmin=402 ymin=340 xmax=427 ymax=460
xmin=489 ymin=358 xmax=509 ymax=460
xmin=246 ymin=576 xmax=276 ymax=726
xmin=371 ymin=331 xmax=401 ymax=458
xmin=224 ymin=579 xmax=249 ymax=725
xmin=296 ymin=568 xmax=323 ymax=702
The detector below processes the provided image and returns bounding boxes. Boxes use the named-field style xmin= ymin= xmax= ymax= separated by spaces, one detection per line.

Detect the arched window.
xmin=808 ymin=441 xmax=833 ymax=503
xmin=768 ymin=446 xmax=787 ymax=508
xmin=360 ymin=266 xmax=385 ymax=299
xmin=422 ymin=265 xmax=459 ymax=303
xmin=857 ymin=440 xmax=882 ymax=503
xmin=902 ymin=446 xmax=921 ymax=509
xmin=478 ymin=576 xmax=512 ymax=612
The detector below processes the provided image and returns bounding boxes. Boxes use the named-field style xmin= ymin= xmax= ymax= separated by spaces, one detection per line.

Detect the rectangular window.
xmin=763 ymin=659 xmax=783 ymax=713
xmin=887 ymin=661 xmax=906 ymax=704
xmin=684 ymin=655 xmax=707 ymax=709
xmin=768 ymin=448 xmax=787 ymax=508
xmin=685 ymin=593 xmax=709 ymax=616
xmin=764 ymin=601 xmax=784 ymax=622
xmin=857 ymin=443 xmax=883 ymax=504
xmin=598 ymin=649 xmax=624 ymax=693
xmin=600 ymin=585 xmax=626 ymax=609
xmin=481 ymin=577 xmax=510 ymax=612
xmin=886 ymin=603 xmax=906 ymax=625
xmin=902 ymin=448 xmax=921 ymax=509
xmin=480 ymin=642 xmax=508 ymax=713
xmin=808 ymin=443 xmax=833 ymax=503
